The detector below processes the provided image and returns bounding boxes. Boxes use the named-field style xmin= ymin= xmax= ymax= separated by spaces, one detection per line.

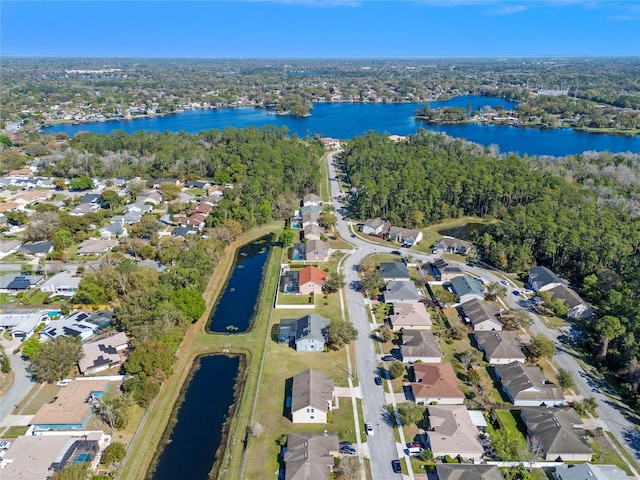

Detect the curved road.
xmin=326 ymin=150 xmax=640 ymax=478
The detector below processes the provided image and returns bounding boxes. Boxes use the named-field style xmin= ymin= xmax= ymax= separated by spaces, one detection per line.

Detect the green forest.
xmin=340 ymin=130 xmax=640 ymax=405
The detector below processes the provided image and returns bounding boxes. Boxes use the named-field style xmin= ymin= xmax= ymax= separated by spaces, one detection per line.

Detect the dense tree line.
xmin=340 ymin=130 xmax=640 ymax=407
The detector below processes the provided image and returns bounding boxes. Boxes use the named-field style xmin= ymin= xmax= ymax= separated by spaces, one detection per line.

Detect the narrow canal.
xmin=148 ymin=236 xmax=272 ymax=480
xmin=147 ymin=355 xmax=240 ymax=480
xmin=208 ymin=236 xmax=272 ymax=333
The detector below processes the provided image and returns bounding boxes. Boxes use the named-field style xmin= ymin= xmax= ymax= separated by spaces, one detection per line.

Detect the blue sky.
xmin=1 ymin=1 xmax=638 ymax=57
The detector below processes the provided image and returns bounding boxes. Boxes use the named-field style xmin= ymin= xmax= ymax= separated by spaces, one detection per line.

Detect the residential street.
xmin=0 ymin=352 xmax=34 ymax=425
xmin=326 ymin=150 xmax=640 ymax=478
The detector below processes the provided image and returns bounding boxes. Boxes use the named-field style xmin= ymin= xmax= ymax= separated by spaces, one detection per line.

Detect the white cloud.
xmin=486 ymin=4 xmax=526 ymax=14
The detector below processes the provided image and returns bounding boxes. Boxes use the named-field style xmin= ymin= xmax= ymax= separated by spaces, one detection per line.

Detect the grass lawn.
xmin=1 ymin=425 xmax=29 ymax=438
xmin=21 ymin=382 xmax=60 ymax=415
xmin=0 ymin=294 xmax=14 ymax=306
xmin=277 ymin=292 xmax=315 ymax=306
xmin=494 ymin=409 xmax=528 ymax=439
xmin=22 ymin=290 xmax=51 ymax=305
xmin=588 ymin=430 xmax=633 ymax=474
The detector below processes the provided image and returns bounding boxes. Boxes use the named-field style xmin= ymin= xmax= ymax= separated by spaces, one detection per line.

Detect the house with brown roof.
xmin=298 ymin=266 xmax=328 ymax=295
xmin=0 ymin=201 xmax=22 ymax=213
xmin=389 ymin=302 xmax=432 ymax=331
xmin=284 ymin=432 xmax=339 ymax=480
xmin=495 ymin=361 xmax=564 ymax=406
xmin=474 ymin=331 xmax=526 ymax=365
xmin=30 ymin=379 xmax=111 ymax=430
xmin=77 ymin=239 xmax=117 ymax=256
xmin=290 ymin=369 xmax=335 ymax=424
xmin=411 ymin=363 xmax=464 ymax=405
xmin=426 ymin=405 xmax=484 ymax=460
xmin=400 ymin=329 xmax=442 ymax=363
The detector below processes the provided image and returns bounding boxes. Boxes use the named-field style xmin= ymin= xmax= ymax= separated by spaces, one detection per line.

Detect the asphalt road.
xmin=0 ymin=353 xmax=34 ymax=424
xmin=326 ymin=150 xmax=640 ymax=476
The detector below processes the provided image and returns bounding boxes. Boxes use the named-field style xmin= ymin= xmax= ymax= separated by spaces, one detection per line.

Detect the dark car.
xmin=339 ymin=441 xmax=353 ymax=447
xmin=391 ymin=459 xmax=402 ymax=473
xmin=381 ymin=355 xmax=396 ymax=361
xmin=340 ymin=445 xmax=357 ymax=455
xmin=374 ymin=376 xmax=382 ymax=385
xmin=391 ymin=250 xmax=402 ymax=255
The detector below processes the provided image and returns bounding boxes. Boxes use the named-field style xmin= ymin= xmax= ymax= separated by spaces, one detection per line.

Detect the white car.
xmin=56 ymin=379 xmax=72 ymax=387
xmin=365 ymin=422 xmax=374 ymax=436
xmin=0 ymin=441 xmax=11 ymax=450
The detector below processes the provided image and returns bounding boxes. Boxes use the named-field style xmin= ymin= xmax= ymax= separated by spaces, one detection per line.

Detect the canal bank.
xmin=116 ymin=222 xmax=283 ymax=480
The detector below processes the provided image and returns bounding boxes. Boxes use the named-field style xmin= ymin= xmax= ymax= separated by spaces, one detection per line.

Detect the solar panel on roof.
xmin=76 ymin=312 xmax=89 ymax=321
xmin=7 ymin=277 xmax=31 ymax=289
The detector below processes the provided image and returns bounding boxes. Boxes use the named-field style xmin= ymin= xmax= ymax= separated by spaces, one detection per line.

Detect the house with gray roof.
xmin=380 ymin=262 xmax=410 ymax=281
xmin=304 ymin=239 xmax=330 ymax=262
xmin=302 ymin=193 xmax=323 ymax=207
xmin=362 ymin=217 xmax=390 ymax=236
xmin=388 ymin=226 xmax=423 ymax=246
xmin=77 ymin=239 xmax=117 ymax=256
xmin=0 ymin=274 xmax=44 ymax=292
xmin=19 ymin=241 xmax=53 ymax=257
xmin=400 ymin=329 xmax=442 ymax=363
xmin=0 ymin=309 xmax=49 ymax=340
xmin=302 ymin=211 xmax=320 ymax=228
xmin=299 ymin=204 xmax=322 ymax=217
xmin=278 ymin=314 xmax=330 ymax=352
xmin=433 ymin=237 xmax=474 ymax=255
xmin=303 ymin=223 xmax=324 ymax=241
xmin=384 ymin=280 xmax=421 ymax=304
xmin=39 ymin=271 xmax=81 ymax=298
xmin=450 ymin=276 xmax=485 ymax=304
xmin=284 ymin=432 xmax=338 ymax=480
xmin=495 ymin=361 xmax=564 ymax=406
xmin=554 ymin=464 xmax=627 ymax=480
xmin=41 ymin=311 xmax=98 ymax=342
xmin=69 ymin=203 xmax=101 ymax=216
xmin=520 ymin=407 xmax=593 ymax=461
xmin=546 ymin=285 xmax=593 ymax=319
xmin=427 ymin=405 xmax=484 ymax=460
xmin=290 ymin=369 xmax=335 ymax=423
xmin=99 ymin=222 xmax=128 ymax=239
xmin=474 ymin=331 xmax=526 ymax=365
xmin=460 ymin=299 xmax=503 ymax=331
xmin=389 ymin=302 xmax=432 ymax=331
xmin=528 ymin=266 xmax=565 ymax=292
xmin=0 ymin=239 xmax=22 ymax=259
xmin=436 ymin=465 xmax=505 ymax=480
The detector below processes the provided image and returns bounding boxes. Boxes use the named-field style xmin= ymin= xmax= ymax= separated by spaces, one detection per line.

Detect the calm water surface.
xmin=46 ymin=96 xmax=640 ymax=156
xmin=438 ymin=222 xmax=485 ymax=241
xmin=149 ymin=355 xmax=240 ymax=480
xmin=207 ymin=237 xmax=271 ymax=333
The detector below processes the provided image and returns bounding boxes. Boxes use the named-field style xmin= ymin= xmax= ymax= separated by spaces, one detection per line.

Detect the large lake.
xmin=45 ymin=96 xmax=640 ymax=156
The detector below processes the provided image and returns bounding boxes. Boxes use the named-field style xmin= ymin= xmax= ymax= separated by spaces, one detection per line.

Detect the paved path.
xmin=0 ymin=354 xmax=34 ymax=424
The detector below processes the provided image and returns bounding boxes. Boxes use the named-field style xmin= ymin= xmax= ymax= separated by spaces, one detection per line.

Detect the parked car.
xmin=512 ymin=290 xmax=521 ymax=296
xmin=381 ymin=355 xmax=395 ymax=361
xmin=339 ymin=441 xmax=353 ymax=447
xmin=500 ymin=280 xmax=509 ymax=286
xmin=391 ymin=459 xmax=402 ymax=473
xmin=391 ymin=250 xmax=402 ymax=255
xmin=365 ymin=422 xmax=374 ymax=436
xmin=374 ymin=376 xmax=382 ymax=385
xmin=56 ymin=379 xmax=72 ymax=387
xmin=0 ymin=441 xmax=11 ymax=450
xmin=340 ymin=445 xmax=357 ymax=455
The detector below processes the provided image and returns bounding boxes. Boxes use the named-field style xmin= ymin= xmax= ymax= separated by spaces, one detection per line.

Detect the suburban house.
xmin=124 ymin=201 xmax=153 ymax=215
xmin=99 ymin=222 xmax=128 ymax=239
xmin=152 ymin=178 xmax=181 ymax=189
xmin=172 ymin=226 xmax=198 ymax=237
xmin=361 ymin=217 xmax=390 ymax=236
xmin=528 ymin=266 xmax=565 ymax=292
xmin=0 ymin=432 xmax=110 ymax=480
xmin=400 ymin=329 xmax=442 ymax=363
xmin=426 ymin=405 xmax=484 ymax=460
xmin=186 ymin=179 xmax=211 ymax=189
xmin=298 ymin=266 xmax=328 ymax=295
xmin=0 ymin=273 xmax=43 ymax=293
xmin=30 ymin=379 xmax=111 ymax=431
xmin=474 ymin=331 xmax=526 ymax=365
xmin=384 ymin=280 xmax=421 ymax=304
xmin=436 ymin=465 xmax=505 ymax=480
xmin=545 ymin=285 xmax=593 ymax=319
xmin=554 ymin=464 xmax=627 ymax=480
xmin=302 ymin=211 xmax=320 ymax=228
xmin=303 ymin=240 xmax=331 ymax=262
xmin=319 ymin=137 xmax=340 ymax=150
xmin=494 ymin=361 xmax=564 ymax=406
xmin=433 ymin=237 xmax=474 ymax=255
xmin=39 ymin=271 xmax=81 ymax=298
xmin=278 ymin=314 xmax=330 ymax=352
xmin=302 ymin=193 xmax=323 ymax=207
xmin=299 ymin=204 xmax=322 ymax=217
xmin=0 ymin=309 xmax=49 ymax=340
xmin=289 ymin=369 xmax=335 ymax=424
xmin=450 ymin=276 xmax=485 ymax=304
xmin=388 ymin=302 xmax=432 ymax=330
xmin=41 ymin=311 xmax=99 ymax=342
xmin=19 ymin=241 xmax=53 ymax=257
xmin=0 ymin=239 xmax=22 ymax=260
xmin=519 ymin=407 xmax=594 ymax=461
xmin=459 ymin=299 xmax=503 ymax=331
xmin=138 ymin=190 xmax=163 ymax=205
xmin=303 ymin=224 xmax=324 ymax=241
xmin=192 ymin=202 xmax=213 ymax=215
xmin=179 ymin=212 xmax=207 ymax=230
xmin=77 ymin=239 xmax=118 ymax=256
xmin=432 ymin=259 xmax=465 ymax=282
xmin=388 ymin=226 xmax=423 ymax=247
xmin=283 ymin=432 xmax=338 ymax=480
xmin=0 ymin=201 xmax=22 ymax=213
xmin=411 ymin=363 xmax=465 ymax=405
xmin=379 ymin=262 xmax=410 ymax=282
xmin=69 ymin=203 xmax=101 ymax=216
xmin=78 ymin=332 xmax=130 ymax=375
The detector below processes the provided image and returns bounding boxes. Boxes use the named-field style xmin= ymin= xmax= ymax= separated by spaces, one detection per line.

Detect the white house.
xmin=39 ymin=271 xmax=81 ymax=298
xmin=290 ymin=369 xmax=335 ymax=424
